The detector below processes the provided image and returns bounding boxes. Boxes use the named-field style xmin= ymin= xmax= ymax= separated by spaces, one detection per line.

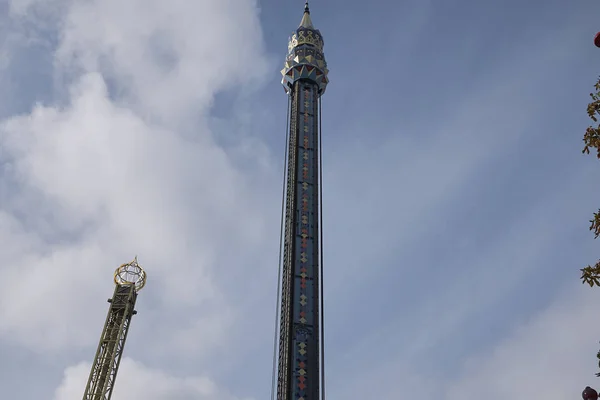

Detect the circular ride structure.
xmin=114 ymin=256 xmax=147 ymax=292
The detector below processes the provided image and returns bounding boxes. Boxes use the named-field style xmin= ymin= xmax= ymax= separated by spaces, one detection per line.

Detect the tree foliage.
xmin=581 ymin=77 xmax=600 ymax=379
xmin=581 ymin=77 xmax=600 ymax=287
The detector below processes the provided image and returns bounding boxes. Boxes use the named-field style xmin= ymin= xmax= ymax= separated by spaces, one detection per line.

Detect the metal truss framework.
xmin=82 ymin=284 xmax=138 ymax=400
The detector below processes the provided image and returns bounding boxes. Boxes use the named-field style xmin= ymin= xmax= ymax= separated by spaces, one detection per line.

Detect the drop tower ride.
xmin=274 ymin=2 xmax=329 ymax=400
xmin=82 ymin=257 xmax=147 ymax=400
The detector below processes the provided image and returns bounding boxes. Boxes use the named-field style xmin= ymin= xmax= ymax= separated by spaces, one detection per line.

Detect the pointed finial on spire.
xmin=299 ymin=1 xmax=314 ymax=28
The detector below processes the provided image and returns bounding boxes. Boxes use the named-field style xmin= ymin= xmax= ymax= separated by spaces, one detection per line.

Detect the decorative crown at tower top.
xmin=288 ymin=1 xmax=323 ymax=53
xmin=281 ymin=1 xmax=329 ymax=96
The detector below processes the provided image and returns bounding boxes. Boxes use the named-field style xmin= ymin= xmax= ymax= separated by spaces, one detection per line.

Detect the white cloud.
xmin=53 ymin=0 xmax=268 ymax=122
xmin=54 ymin=358 xmax=251 ymax=400
xmin=0 ymin=68 xmax=236 ymax=351
xmin=0 ymin=0 xmax=273 ymax=365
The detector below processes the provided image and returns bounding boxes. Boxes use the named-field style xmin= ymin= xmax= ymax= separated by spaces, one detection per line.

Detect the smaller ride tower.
xmin=82 ymin=257 xmax=147 ymax=400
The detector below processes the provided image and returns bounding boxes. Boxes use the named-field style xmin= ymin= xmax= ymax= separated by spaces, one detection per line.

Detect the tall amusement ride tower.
xmin=274 ymin=2 xmax=329 ymax=400
xmin=82 ymin=258 xmax=147 ymax=400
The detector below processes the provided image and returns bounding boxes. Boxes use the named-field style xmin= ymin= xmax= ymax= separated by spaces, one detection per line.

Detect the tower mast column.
xmin=82 ymin=257 xmax=147 ymax=400
xmin=276 ymin=3 xmax=329 ymax=399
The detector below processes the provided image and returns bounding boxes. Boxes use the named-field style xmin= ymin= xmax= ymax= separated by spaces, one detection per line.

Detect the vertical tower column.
xmin=276 ymin=3 xmax=328 ymax=400
xmin=82 ymin=258 xmax=147 ymax=400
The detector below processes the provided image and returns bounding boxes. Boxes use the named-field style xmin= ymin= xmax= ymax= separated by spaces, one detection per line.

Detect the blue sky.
xmin=0 ymin=0 xmax=599 ymax=398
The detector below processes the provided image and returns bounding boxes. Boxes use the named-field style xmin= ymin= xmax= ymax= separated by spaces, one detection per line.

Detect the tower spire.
xmin=299 ymin=1 xmax=314 ymax=28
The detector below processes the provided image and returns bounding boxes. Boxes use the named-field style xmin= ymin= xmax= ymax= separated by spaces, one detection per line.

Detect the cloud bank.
xmin=1 ymin=0 xmax=274 ymax=397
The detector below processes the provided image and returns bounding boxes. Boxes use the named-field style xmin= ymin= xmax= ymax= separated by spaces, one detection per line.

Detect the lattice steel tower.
xmin=82 ymin=257 xmax=147 ymax=400
xmin=274 ymin=2 xmax=329 ymax=400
